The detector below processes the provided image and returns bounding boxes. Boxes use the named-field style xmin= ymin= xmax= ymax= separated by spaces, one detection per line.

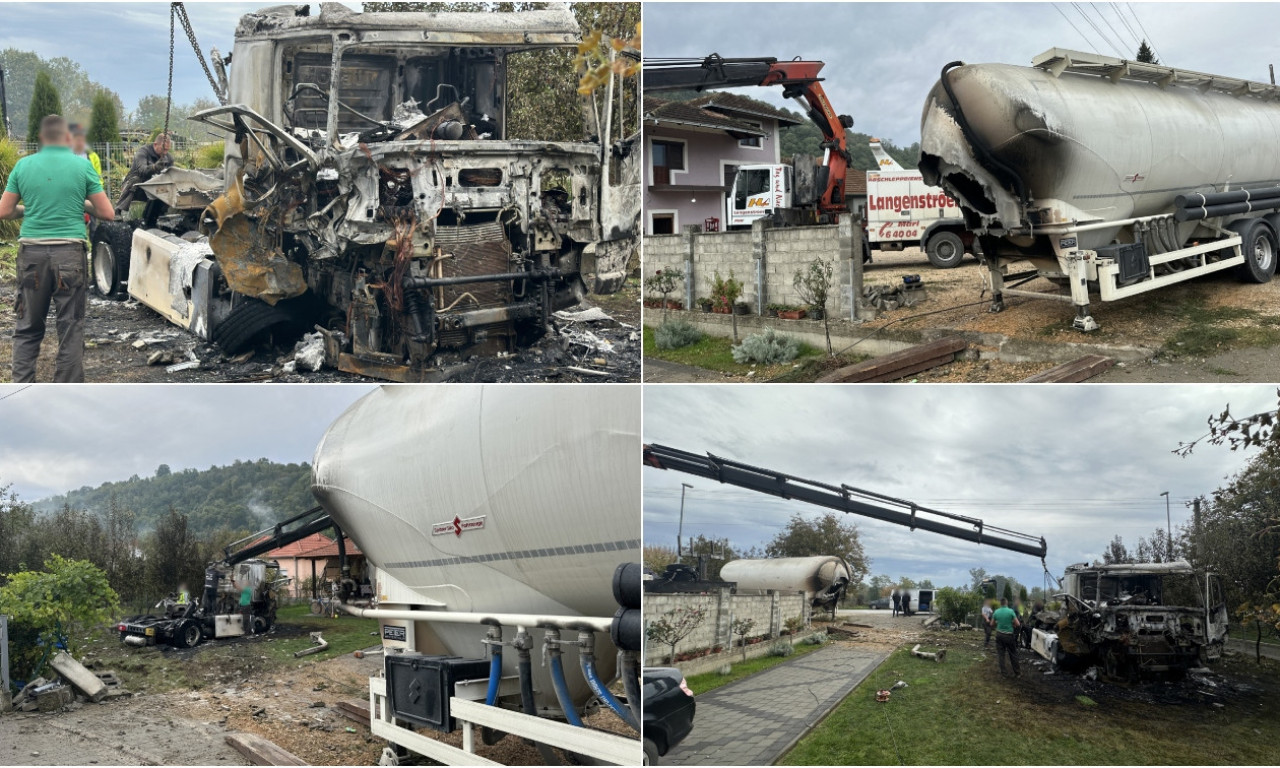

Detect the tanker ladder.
xmin=989 ymin=212 xmax=1246 ymax=332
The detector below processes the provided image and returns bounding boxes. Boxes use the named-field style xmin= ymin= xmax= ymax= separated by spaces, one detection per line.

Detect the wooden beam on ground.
xmin=225 ymin=733 xmax=308 ymax=766
xmin=334 ymin=700 xmax=371 ymax=728
xmin=816 ymin=337 xmax=967 ymax=383
xmin=1020 ymin=354 xmax=1115 ymax=383
xmin=910 ymin=643 xmax=947 ymax=663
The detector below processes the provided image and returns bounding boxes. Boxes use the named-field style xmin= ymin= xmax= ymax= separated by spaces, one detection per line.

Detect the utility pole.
xmin=1160 ymin=491 xmax=1172 ymax=559
xmin=677 ymin=483 xmax=693 ymax=563
xmin=0 ymin=66 xmax=9 ymax=138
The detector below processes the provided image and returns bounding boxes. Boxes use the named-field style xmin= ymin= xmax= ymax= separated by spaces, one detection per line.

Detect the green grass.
xmin=642 ymin=325 xmax=837 ymax=380
xmin=685 ymin=638 xmax=826 ymax=696
xmin=781 ymin=642 xmax=1280 ymax=766
xmin=1230 ymin=623 xmax=1280 ymax=647
xmin=0 ymin=243 xmax=16 ymax=282
xmin=1162 ymin=297 xmax=1280 ymax=357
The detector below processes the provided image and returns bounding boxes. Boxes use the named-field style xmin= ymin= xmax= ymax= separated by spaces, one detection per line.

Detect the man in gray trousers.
xmin=0 ymin=115 xmax=115 ymax=382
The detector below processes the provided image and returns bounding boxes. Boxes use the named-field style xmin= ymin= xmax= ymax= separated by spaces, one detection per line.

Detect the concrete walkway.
xmin=642 ymin=358 xmax=729 ymax=383
xmin=664 ymin=643 xmax=888 ymax=766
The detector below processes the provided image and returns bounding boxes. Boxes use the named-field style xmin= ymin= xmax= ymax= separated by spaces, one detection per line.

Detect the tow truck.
xmin=644 ymin=54 xmax=854 ymax=227
xmin=118 ymin=506 xmax=348 ymax=648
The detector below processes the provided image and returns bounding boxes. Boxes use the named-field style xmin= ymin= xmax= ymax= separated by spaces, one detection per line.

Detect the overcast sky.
xmin=0 ymin=384 xmax=375 ymax=502
xmin=0 ymin=2 xmax=360 ymax=111
xmin=643 ymin=384 xmax=1276 ymax=590
xmin=644 ymin=2 xmax=1280 ymax=145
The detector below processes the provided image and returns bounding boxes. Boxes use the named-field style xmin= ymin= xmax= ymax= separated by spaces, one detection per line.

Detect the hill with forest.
xmin=31 ymin=459 xmax=316 ymax=536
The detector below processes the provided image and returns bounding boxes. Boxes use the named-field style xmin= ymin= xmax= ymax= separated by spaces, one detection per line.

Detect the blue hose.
xmin=581 ymin=652 xmax=639 ymax=732
xmin=549 ymin=654 xmax=584 ymax=727
xmin=484 ymin=647 xmax=502 ymax=706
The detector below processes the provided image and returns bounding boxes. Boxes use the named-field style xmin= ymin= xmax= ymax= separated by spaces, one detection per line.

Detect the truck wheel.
xmin=213 ymin=299 xmax=297 ymax=354
xmin=925 ymin=231 xmax=965 ymax=269
xmin=643 ymin=738 xmax=660 ymax=765
xmin=176 ymin=621 xmax=203 ymax=649
xmin=90 ymin=221 xmax=133 ymax=299
xmin=862 ymin=232 xmax=872 ymax=264
xmin=1232 ymin=219 xmax=1277 ymax=283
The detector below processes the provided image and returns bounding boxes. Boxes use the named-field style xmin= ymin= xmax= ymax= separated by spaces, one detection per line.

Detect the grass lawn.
xmin=74 ymin=601 xmax=380 ymax=694
xmin=781 ymin=640 xmax=1280 ymax=766
xmin=1229 ymin=623 xmax=1280 ymax=647
xmin=643 ymin=325 xmax=865 ymax=381
xmin=685 ymin=639 xmax=826 ymax=696
xmin=0 ymin=242 xmax=15 ymax=282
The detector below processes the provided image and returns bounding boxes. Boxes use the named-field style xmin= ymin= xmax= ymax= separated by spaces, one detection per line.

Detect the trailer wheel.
xmin=925 ymin=230 xmax=965 ymax=269
xmin=1232 ymin=219 xmax=1277 ymax=283
xmin=212 ymin=299 xmax=298 ymax=354
xmin=643 ymin=738 xmax=660 ymax=765
xmin=90 ymin=221 xmax=134 ymax=299
xmin=176 ymin=620 xmax=203 ymax=649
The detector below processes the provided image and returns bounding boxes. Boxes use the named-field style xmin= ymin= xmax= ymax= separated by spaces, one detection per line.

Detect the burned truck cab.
xmin=135 ymin=3 xmax=636 ymax=380
xmin=1037 ymin=561 xmax=1230 ymax=679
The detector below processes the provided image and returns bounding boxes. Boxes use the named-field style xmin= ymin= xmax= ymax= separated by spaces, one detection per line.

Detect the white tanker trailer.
xmin=310 ymin=385 xmax=641 ymax=765
xmin=720 ymin=556 xmax=852 ymax=615
xmin=920 ymin=48 xmax=1280 ymax=331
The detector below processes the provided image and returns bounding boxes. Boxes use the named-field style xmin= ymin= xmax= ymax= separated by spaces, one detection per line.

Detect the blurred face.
xmin=71 ymin=133 xmax=86 ymax=153
xmin=155 ymin=137 xmax=171 ymax=154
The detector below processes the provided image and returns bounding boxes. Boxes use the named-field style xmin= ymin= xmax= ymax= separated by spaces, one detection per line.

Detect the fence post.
xmin=751 ymin=219 xmax=770 ymax=314
xmin=1 ymin=614 xmax=9 ymax=694
xmin=681 ymin=226 xmax=697 ymax=310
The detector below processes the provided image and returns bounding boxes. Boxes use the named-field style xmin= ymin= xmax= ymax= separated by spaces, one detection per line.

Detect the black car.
xmin=642 ymin=667 xmax=695 ymax=764
xmin=869 ymin=596 xmax=891 ymax=609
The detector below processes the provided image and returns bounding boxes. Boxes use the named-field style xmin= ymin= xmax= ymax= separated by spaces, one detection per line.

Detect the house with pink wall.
xmin=643 ymin=93 xmax=801 ymax=235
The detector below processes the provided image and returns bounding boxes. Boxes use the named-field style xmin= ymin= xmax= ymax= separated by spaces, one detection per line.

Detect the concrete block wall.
xmin=641 ymin=220 xmax=856 ymax=318
xmin=643 ymin=587 xmax=808 ymax=666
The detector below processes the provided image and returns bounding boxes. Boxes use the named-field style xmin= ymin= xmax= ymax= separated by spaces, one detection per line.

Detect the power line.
xmin=0 ymin=385 xmax=32 ymax=404
xmin=1109 ymin=2 xmax=1143 ymax=50
xmin=1072 ymin=2 xmax=1127 ymax=58
xmin=1053 ymin=3 xmax=1101 ymax=55
xmin=1125 ymin=2 xmax=1162 ymax=62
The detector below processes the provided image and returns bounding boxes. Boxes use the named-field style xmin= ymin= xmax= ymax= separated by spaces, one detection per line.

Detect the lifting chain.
xmin=164 ymin=1 xmax=229 ymax=141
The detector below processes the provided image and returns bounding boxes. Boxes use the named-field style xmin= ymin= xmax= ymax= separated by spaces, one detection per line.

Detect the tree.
xmin=765 ymin=512 xmax=869 ymax=585
xmin=0 ymin=48 xmax=123 ymax=138
xmin=730 ymin=617 xmax=756 ymax=661
xmin=918 ymin=579 xmax=935 ymax=589
xmin=896 ymin=576 xmax=917 ymax=590
xmin=793 ymin=257 xmax=834 ymax=355
xmin=1102 ymin=534 xmax=1131 ymax=564
xmin=645 ymin=606 xmax=706 ymax=664
xmin=968 ymin=567 xmax=989 ymax=593
xmin=155 ymin=464 xmax=172 ymax=478
xmin=0 ymin=555 xmax=119 ymax=679
xmin=144 ymin=507 xmax=201 ymax=600
xmin=27 ymin=70 xmax=62 ymax=142
xmin=643 ymin=544 xmax=678 ymax=574
xmin=0 ymin=484 xmax=39 ymax=580
xmin=935 ymin=586 xmax=980 ymax=626
xmin=87 ymin=92 xmax=120 ymax=144
xmin=1136 ymin=41 xmax=1158 ymax=64
xmin=865 ymin=574 xmax=892 ymax=603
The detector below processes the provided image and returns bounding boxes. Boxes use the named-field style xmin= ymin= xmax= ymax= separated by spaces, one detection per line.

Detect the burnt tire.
xmin=176 ymin=620 xmax=202 ymax=649
xmin=90 ymin=221 xmax=133 ymax=299
xmin=212 ymin=299 xmax=298 ymax=355
xmin=925 ymin=230 xmax=965 ymax=269
xmin=1231 ymin=219 xmax=1277 ymax=284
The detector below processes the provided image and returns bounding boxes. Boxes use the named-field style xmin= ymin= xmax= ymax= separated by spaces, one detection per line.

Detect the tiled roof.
xmin=686 ymin=92 xmax=803 ymax=126
xmin=845 ymin=171 xmax=868 ymax=197
xmin=644 ymin=95 xmax=768 ymax=135
xmin=295 ymin=538 xmax=365 ymax=559
xmin=264 ymin=533 xmax=339 ymax=559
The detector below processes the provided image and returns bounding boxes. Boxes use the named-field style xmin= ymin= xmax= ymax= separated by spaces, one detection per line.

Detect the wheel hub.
xmin=93 ymin=242 xmax=115 ymax=294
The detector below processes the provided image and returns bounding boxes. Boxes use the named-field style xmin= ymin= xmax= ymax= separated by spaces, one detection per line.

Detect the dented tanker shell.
xmin=720 ymin=556 xmax=852 ymax=607
xmin=310 ymin=385 xmax=640 ymax=710
xmin=920 ymin=52 xmax=1280 ymax=248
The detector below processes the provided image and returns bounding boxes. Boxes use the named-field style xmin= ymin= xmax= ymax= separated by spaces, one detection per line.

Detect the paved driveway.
xmin=663 ymin=643 xmax=888 ymax=766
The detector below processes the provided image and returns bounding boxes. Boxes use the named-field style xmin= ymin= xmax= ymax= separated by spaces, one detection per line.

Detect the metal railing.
xmin=12 ymin=138 xmax=220 ymax=199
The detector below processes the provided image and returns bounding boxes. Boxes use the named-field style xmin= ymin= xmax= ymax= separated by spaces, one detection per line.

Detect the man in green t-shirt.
xmin=239 ymin=582 xmax=255 ymax=635
xmin=0 ymin=114 xmax=115 ymax=382
xmin=988 ymin=597 xmax=1022 ymax=677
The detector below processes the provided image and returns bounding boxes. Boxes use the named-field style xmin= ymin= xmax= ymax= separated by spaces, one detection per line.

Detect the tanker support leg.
xmin=987 ymin=260 xmax=1005 ymax=313
xmin=1067 ymin=254 xmax=1099 ymax=332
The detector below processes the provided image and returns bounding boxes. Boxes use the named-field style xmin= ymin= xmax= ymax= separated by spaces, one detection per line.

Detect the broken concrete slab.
xmin=50 ymin=652 xmax=108 ymax=702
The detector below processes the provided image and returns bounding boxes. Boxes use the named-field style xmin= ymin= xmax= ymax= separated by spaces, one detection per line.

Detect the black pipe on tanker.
xmin=1175 ymin=197 xmax=1280 ymax=222
xmin=1176 ymin=186 xmax=1280 ymax=209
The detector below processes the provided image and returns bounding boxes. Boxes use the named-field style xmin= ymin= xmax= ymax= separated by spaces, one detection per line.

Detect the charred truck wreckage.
xmin=96 ymin=3 xmax=639 ymax=381
xmin=1030 ymin=560 xmax=1230 ymax=680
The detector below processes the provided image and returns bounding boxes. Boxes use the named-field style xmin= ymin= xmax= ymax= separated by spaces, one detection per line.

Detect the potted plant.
xmin=794 ymin=256 xmax=834 ymax=355
xmin=808 ymin=305 xmax=826 ymax=321
xmin=777 ymin=305 xmax=807 ymax=320
xmin=733 ymin=300 xmax=750 ymax=315
xmin=766 ymin=302 xmax=780 ymax=318
xmin=697 ymin=297 xmax=714 ymax=313
xmin=644 ymin=267 xmax=685 ymax=322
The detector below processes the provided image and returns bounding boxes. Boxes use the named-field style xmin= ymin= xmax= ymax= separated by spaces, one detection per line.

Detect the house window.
xmin=739 ymin=122 xmax=763 ymax=149
xmin=651 ymin=213 xmax=676 ymax=235
xmin=651 ymin=139 xmax=685 ymax=185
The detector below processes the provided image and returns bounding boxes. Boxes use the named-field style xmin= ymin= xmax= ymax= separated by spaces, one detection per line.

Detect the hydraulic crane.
xmin=118 ymin=506 xmax=351 ymax=648
xmin=644 ymin=54 xmax=854 ymax=222
xmin=643 ymin=444 xmax=1048 ymax=560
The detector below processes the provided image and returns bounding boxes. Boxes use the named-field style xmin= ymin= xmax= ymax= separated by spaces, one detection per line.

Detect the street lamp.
xmin=677 ymin=483 xmax=693 ymax=562
xmin=1160 ymin=491 xmax=1172 ymax=557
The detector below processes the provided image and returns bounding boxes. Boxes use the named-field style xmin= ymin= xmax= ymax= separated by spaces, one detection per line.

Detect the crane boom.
xmin=643 ymin=444 xmax=1048 ymax=559
xmin=644 ymin=54 xmax=853 ymax=216
xmin=220 ymin=505 xmax=348 ymax=569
